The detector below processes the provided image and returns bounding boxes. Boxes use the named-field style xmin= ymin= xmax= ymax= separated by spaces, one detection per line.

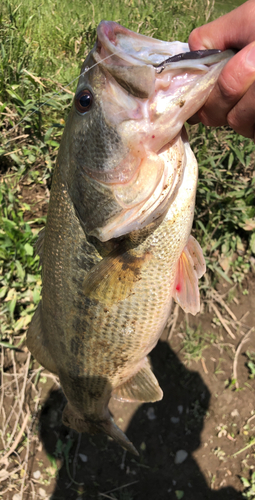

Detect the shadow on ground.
xmin=37 ymin=341 xmax=243 ymax=500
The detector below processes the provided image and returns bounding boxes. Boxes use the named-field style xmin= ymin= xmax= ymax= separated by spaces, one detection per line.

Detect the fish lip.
xmin=96 ymin=21 xmax=139 ymax=66
xmin=97 ymin=20 xmax=130 ymax=46
xmin=96 ymin=20 xmax=234 ymax=70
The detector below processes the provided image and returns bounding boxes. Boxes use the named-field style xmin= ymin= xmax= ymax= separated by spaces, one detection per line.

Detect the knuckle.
xmin=217 ymin=73 xmax=240 ymax=102
xmin=200 ymin=113 xmax=213 ymax=127
xmin=227 ymin=110 xmax=239 ymax=130
xmin=227 ymin=108 xmax=254 ymax=138
xmin=200 ymin=109 xmax=226 ymax=127
xmin=188 ymin=27 xmax=204 ymax=50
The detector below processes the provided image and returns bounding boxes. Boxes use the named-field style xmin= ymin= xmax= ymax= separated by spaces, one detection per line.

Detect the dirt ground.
xmin=1 ymin=270 xmax=255 ymax=499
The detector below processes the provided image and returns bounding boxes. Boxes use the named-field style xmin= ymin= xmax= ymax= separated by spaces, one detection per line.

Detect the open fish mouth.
xmin=94 ymin=20 xmax=233 ymax=128
xmin=78 ymin=21 xmax=233 ymax=241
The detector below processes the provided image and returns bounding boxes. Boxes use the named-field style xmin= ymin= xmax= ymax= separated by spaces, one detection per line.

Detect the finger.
xmin=189 ymin=0 xmax=255 ymax=51
xmin=187 ymin=113 xmax=200 ymax=125
xmin=227 ymin=80 xmax=255 ymax=138
xmin=191 ymin=42 xmax=255 ymax=128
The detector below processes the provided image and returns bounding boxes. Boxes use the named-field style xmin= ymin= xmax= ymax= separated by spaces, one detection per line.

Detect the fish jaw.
xmin=95 ymin=129 xmax=187 ymax=240
xmin=95 ymin=20 xmax=233 ymax=156
xmin=63 ymin=21 xmax=233 ymax=241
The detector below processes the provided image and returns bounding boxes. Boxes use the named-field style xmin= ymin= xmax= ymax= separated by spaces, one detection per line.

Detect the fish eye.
xmin=75 ymin=89 xmax=93 ymax=114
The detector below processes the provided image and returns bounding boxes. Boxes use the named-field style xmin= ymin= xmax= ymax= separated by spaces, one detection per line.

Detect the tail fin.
xmin=100 ymin=417 xmax=139 ymax=456
xmin=62 ymin=403 xmax=139 ymax=455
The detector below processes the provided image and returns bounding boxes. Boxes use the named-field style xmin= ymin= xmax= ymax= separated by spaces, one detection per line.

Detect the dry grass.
xmin=0 ymin=345 xmax=60 ymax=499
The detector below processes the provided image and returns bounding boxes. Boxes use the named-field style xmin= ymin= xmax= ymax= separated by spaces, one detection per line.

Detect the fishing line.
xmin=1 ymin=53 xmax=116 ymax=144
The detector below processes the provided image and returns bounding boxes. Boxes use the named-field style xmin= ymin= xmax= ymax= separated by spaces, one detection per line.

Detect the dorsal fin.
xmin=34 ymin=227 xmax=45 ymax=265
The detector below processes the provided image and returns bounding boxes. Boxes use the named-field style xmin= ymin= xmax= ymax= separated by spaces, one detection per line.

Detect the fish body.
xmin=27 ymin=22 xmax=233 ymax=454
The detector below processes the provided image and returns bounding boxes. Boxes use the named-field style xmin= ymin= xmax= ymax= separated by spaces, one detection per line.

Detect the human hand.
xmin=188 ymin=0 xmax=255 ymax=139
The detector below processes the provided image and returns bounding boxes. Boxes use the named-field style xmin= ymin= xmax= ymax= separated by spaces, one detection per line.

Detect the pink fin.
xmin=173 ymin=235 xmax=206 ymax=315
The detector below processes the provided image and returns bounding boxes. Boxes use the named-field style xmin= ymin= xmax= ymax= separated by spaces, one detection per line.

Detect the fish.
xmin=26 ymin=21 xmax=233 ymax=456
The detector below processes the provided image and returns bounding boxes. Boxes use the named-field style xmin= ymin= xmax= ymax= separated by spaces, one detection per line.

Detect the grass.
xmin=245 ymin=351 xmax=255 ymax=380
xmin=191 ymin=124 xmax=255 ymax=286
xmin=0 ymin=177 xmax=41 ymax=339
xmin=181 ymin=323 xmax=208 ymax=364
xmin=242 ymin=471 xmax=255 ymax=498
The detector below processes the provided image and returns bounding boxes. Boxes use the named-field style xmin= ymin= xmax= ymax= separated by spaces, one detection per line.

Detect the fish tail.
xmin=62 ymin=403 xmax=139 ymax=455
xmin=99 ymin=418 xmax=139 ymax=456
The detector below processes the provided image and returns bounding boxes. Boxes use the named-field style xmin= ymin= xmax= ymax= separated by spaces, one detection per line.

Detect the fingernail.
xmin=246 ymin=44 xmax=255 ymax=67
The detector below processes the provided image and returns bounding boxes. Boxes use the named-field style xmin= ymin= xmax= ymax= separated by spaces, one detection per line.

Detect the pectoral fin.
xmin=83 ymin=248 xmax=151 ymax=305
xmin=173 ymin=235 xmax=206 ymax=315
xmin=112 ymin=357 xmax=163 ymax=403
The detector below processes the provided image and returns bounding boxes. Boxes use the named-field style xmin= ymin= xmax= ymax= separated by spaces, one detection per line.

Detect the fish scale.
xmin=27 ymin=21 xmax=233 ymax=455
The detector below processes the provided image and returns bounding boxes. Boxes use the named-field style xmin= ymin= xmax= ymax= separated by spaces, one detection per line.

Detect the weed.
xmin=216 ymin=423 xmax=228 ymax=438
xmin=191 ymin=124 xmax=255 ymax=287
xmin=181 ymin=323 xmax=208 ymax=363
xmin=213 ymin=446 xmax=226 ymax=461
xmin=241 ymin=471 xmax=255 ymax=498
xmin=175 ymin=492 xmax=184 ymax=500
xmin=54 ymin=436 xmax=83 ymax=485
xmin=245 ymin=351 xmax=255 ymax=380
xmin=214 ymin=359 xmax=225 ymax=376
xmin=0 ymin=179 xmax=43 ymax=339
xmin=117 ymin=490 xmax=135 ymax=500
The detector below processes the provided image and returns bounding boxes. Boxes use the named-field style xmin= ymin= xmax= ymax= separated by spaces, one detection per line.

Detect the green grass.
xmin=241 ymin=471 xmax=255 ymax=498
xmin=0 ymin=0 xmax=254 ymax=344
xmin=245 ymin=351 xmax=255 ymax=380
xmin=190 ymin=124 xmax=255 ymax=286
xmin=180 ymin=322 xmax=218 ymax=364
xmin=0 ymin=177 xmax=41 ymax=339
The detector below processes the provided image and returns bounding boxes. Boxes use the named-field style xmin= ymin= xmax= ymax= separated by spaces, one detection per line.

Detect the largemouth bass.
xmin=27 ymin=21 xmax=233 ymax=455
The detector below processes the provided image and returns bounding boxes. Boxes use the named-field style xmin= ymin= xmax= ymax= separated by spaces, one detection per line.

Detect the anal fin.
xmin=112 ymin=357 xmax=163 ymax=403
xmin=173 ymin=234 xmax=206 ymax=315
xmin=26 ymin=301 xmax=58 ymax=374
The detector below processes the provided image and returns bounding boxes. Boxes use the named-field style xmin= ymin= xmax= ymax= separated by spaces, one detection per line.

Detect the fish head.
xmin=59 ymin=21 xmax=233 ymax=241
